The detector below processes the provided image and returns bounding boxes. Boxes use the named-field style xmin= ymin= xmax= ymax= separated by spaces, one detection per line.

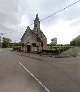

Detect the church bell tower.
xmin=34 ymin=14 xmax=40 ymax=34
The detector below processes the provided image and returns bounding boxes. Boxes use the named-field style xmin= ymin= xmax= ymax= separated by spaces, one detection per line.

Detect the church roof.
xmin=31 ymin=30 xmax=42 ymax=42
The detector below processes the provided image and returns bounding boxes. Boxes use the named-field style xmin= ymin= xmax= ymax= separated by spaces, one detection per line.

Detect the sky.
xmin=0 ymin=0 xmax=80 ymax=44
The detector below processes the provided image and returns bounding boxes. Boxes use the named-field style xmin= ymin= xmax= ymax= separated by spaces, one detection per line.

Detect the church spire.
xmin=34 ymin=14 xmax=40 ymax=34
xmin=36 ymin=14 xmax=39 ymax=20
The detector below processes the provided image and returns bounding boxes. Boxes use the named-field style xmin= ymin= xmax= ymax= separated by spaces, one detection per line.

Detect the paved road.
xmin=0 ymin=48 xmax=80 ymax=92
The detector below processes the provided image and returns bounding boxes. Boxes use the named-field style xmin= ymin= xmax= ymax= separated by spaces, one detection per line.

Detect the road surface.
xmin=0 ymin=48 xmax=80 ymax=92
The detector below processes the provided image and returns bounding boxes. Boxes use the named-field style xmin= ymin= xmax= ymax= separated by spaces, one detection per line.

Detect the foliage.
xmin=70 ymin=40 xmax=80 ymax=46
xmin=41 ymin=46 xmax=71 ymax=55
xmin=2 ymin=37 xmax=11 ymax=48
xmin=12 ymin=42 xmax=21 ymax=51
xmin=13 ymin=42 xmax=20 ymax=47
xmin=13 ymin=46 xmax=20 ymax=51
xmin=70 ymin=36 xmax=80 ymax=46
xmin=48 ymin=44 xmax=72 ymax=49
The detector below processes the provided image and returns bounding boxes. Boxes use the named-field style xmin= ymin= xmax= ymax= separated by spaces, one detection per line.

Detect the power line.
xmin=29 ymin=0 xmax=80 ymax=26
xmin=16 ymin=0 xmax=80 ymax=31
xmin=40 ymin=0 xmax=80 ymax=21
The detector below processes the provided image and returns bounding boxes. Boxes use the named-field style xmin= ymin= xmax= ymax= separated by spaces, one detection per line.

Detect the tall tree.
xmin=2 ymin=37 xmax=11 ymax=48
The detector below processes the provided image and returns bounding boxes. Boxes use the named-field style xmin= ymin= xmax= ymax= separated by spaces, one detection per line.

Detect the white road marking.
xmin=19 ymin=62 xmax=50 ymax=92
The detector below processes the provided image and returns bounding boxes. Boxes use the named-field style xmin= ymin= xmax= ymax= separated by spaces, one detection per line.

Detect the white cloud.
xmin=19 ymin=15 xmax=29 ymax=27
xmin=41 ymin=18 xmax=80 ymax=44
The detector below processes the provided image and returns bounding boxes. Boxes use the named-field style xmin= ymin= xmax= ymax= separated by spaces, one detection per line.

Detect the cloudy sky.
xmin=0 ymin=0 xmax=80 ymax=44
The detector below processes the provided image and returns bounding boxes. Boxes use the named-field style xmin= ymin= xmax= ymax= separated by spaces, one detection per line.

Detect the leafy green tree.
xmin=2 ymin=37 xmax=11 ymax=48
xmin=70 ymin=40 xmax=75 ymax=46
xmin=70 ymin=36 xmax=80 ymax=46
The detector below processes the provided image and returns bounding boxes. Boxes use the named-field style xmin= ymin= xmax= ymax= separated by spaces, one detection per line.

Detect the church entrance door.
xmin=27 ymin=45 xmax=31 ymax=52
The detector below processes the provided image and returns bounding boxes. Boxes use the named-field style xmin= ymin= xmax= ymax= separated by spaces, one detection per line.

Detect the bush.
xmin=13 ymin=46 xmax=20 ymax=51
xmin=41 ymin=46 xmax=71 ymax=55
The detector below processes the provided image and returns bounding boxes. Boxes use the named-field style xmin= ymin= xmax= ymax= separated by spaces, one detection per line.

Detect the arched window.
xmin=35 ymin=24 xmax=37 ymax=27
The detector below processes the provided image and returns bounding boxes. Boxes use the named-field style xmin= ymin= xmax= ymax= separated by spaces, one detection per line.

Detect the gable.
xmin=21 ymin=14 xmax=47 ymax=44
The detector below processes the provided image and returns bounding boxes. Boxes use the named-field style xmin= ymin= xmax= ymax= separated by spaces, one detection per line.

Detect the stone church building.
xmin=20 ymin=14 xmax=47 ymax=52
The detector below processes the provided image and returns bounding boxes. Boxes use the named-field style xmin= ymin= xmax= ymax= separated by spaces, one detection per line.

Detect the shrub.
xmin=13 ymin=46 xmax=20 ymax=51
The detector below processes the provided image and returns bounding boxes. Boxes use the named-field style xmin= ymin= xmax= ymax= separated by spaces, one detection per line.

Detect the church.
xmin=20 ymin=14 xmax=47 ymax=52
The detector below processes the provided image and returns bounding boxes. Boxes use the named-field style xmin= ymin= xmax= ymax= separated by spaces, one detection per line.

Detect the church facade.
xmin=20 ymin=14 xmax=47 ymax=52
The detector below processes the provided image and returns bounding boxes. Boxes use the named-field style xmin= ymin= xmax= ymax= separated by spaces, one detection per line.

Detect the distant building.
xmin=20 ymin=14 xmax=47 ymax=52
xmin=50 ymin=38 xmax=57 ymax=45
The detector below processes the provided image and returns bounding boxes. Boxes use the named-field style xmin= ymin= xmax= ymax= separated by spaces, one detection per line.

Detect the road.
xmin=0 ymin=48 xmax=80 ymax=92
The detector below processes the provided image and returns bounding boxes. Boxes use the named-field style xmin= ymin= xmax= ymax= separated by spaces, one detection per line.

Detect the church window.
xmin=41 ymin=35 xmax=42 ymax=38
xmin=35 ymin=24 xmax=37 ymax=27
xmin=32 ymin=43 xmax=36 ymax=47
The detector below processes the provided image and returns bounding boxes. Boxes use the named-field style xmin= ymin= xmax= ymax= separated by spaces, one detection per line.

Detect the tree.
xmin=70 ymin=40 xmax=75 ymax=46
xmin=70 ymin=35 xmax=80 ymax=46
xmin=2 ymin=37 xmax=11 ymax=48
